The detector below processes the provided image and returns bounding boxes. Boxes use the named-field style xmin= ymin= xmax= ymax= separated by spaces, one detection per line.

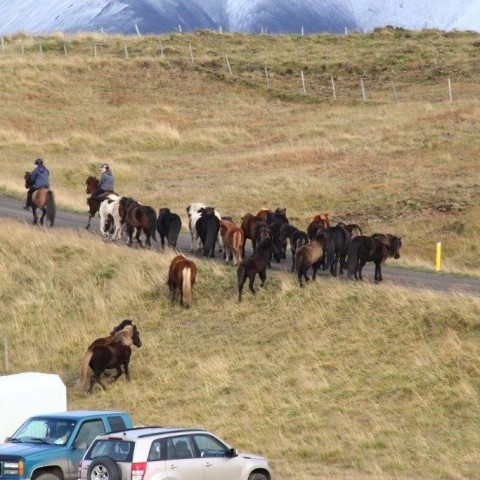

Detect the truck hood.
xmin=0 ymin=442 xmax=62 ymax=457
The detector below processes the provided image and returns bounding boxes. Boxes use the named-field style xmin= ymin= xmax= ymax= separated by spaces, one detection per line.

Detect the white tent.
xmin=0 ymin=372 xmax=67 ymax=442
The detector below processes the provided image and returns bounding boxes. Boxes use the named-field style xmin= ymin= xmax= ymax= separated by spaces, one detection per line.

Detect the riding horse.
xmin=85 ymin=176 xmax=100 ymax=230
xmin=237 ymin=237 xmax=275 ymax=301
xmin=167 ymin=255 xmax=197 ymax=308
xmin=24 ymin=172 xmax=56 ymax=226
xmin=157 ymin=208 xmax=182 ymax=248
xmin=295 ymin=233 xmax=326 ymax=287
xmin=77 ymin=324 xmax=142 ymax=394
xmin=220 ymin=219 xmax=244 ymax=266
xmin=347 ymin=234 xmax=403 ymax=283
xmin=120 ymin=197 xmax=157 ymax=248
xmin=279 ymin=224 xmax=309 ymax=271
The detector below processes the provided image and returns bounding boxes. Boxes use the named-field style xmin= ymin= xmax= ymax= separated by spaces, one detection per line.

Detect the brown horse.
xmin=295 ymin=233 xmax=326 ymax=287
xmin=220 ymin=220 xmax=244 ymax=266
xmin=167 ymin=255 xmax=197 ymax=308
xmin=237 ymin=237 xmax=275 ymax=301
xmin=347 ymin=233 xmax=403 ymax=283
xmin=77 ymin=324 xmax=142 ymax=394
xmin=119 ymin=197 xmax=157 ymax=247
xmin=307 ymin=213 xmax=330 ymax=239
xmin=24 ymin=172 xmax=56 ymax=226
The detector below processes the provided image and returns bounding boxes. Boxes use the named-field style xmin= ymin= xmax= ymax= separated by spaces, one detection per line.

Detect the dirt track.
xmin=1 ymin=194 xmax=479 ymax=297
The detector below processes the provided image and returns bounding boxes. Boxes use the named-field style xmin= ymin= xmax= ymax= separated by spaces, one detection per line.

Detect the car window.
xmin=87 ymin=439 xmax=134 ymax=462
xmin=166 ymin=436 xmax=195 ymax=460
xmin=192 ymin=434 xmax=228 ymax=458
xmin=148 ymin=439 xmax=165 ymax=461
xmin=107 ymin=416 xmax=128 ymax=432
xmin=74 ymin=420 xmax=106 ymax=450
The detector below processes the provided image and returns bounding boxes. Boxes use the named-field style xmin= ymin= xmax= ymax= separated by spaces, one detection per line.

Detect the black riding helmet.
xmin=34 ymin=158 xmax=44 ymax=165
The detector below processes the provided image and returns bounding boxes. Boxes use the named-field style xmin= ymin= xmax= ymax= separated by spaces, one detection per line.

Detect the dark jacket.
xmin=30 ymin=166 xmax=50 ymax=189
xmin=98 ymin=170 xmax=114 ymax=191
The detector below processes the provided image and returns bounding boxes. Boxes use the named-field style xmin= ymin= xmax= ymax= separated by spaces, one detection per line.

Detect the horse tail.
xmin=76 ymin=349 xmax=93 ymax=391
xmin=233 ymin=230 xmax=243 ymax=259
xmin=203 ymin=220 xmax=219 ymax=257
xmin=168 ymin=216 xmax=182 ymax=248
xmin=347 ymin=239 xmax=359 ymax=278
xmin=148 ymin=208 xmax=157 ymax=241
xmin=182 ymin=266 xmax=192 ymax=308
xmin=295 ymin=248 xmax=305 ymax=274
xmin=46 ymin=191 xmax=56 ymax=227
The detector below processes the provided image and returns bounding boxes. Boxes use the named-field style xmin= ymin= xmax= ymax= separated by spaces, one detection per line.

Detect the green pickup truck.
xmin=0 ymin=411 xmax=133 ymax=480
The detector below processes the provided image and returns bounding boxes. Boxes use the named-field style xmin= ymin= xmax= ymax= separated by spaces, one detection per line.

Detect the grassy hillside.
xmin=1 ymin=220 xmax=480 ymax=479
xmin=1 ymin=29 xmax=480 ymax=479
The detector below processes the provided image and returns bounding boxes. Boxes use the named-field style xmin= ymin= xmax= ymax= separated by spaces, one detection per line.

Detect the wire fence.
xmin=1 ymin=35 xmax=478 ymax=105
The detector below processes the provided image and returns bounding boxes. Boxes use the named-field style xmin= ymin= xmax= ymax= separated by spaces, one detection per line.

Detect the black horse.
xmin=237 ymin=237 xmax=276 ymax=301
xmin=156 ymin=208 xmax=182 ymax=248
xmin=347 ymin=234 xmax=402 ymax=283
xmin=78 ymin=324 xmax=142 ymax=394
xmin=195 ymin=207 xmax=220 ymax=257
xmin=323 ymin=225 xmax=351 ymax=276
xmin=279 ymin=224 xmax=309 ymax=271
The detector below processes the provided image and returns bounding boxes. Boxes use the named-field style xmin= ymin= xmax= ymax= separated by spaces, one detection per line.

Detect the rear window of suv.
xmin=87 ymin=439 xmax=135 ymax=462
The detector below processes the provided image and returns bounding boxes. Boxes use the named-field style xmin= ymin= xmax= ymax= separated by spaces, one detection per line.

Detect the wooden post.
xmin=225 ymin=54 xmax=232 ymax=75
xmin=448 ymin=78 xmax=453 ymax=102
xmin=301 ymin=71 xmax=306 ymax=94
xmin=94 ymin=43 xmax=97 ymax=58
xmin=124 ymin=44 xmax=128 ymax=58
xmin=159 ymin=41 xmax=164 ymax=58
xmin=64 ymin=43 xmax=68 ymax=56
xmin=331 ymin=76 xmax=337 ymax=100
xmin=264 ymin=66 xmax=270 ymax=88
xmin=21 ymin=42 xmax=24 ymax=55
xmin=436 ymin=242 xmax=442 ymax=272
xmin=39 ymin=42 xmax=43 ymax=56
xmin=392 ymin=79 xmax=398 ymax=103
xmin=189 ymin=43 xmax=194 ymax=65
xmin=360 ymin=77 xmax=367 ymax=101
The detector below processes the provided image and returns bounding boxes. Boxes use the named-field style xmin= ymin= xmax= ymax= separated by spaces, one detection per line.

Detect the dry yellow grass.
xmin=1 ymin=30 xmax=480 ymax=479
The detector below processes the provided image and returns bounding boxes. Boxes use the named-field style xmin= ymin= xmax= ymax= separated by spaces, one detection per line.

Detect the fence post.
xmin=331 ymin=76 xmax=337 ymax=100
xmin=301 ymin=71 xmax=306 ymax=94
xmin=189 ymin=43 xmax=194 ymax=65
xmin=39 ymin=42 xmax=43 ymax=56
xmin=64 ymin=43 xmax=68 ymax=56
xmin=265 ymin=66 xmax=270 ymax=88
xmin=435 ymin=242 xmax=442 ymax=272
xmin=360 ymin=77 xmax=367 ymax=101
xmin=124 ymin=44 xmax=128 ymax=58
xmin=225 ymin=54 xmax=232 ymax=75
xmin=21 ymin=42 xmax=24 ymax=55
xmin=447 ymin=78 xmax=453 ymax=102
xmin=94 ymin=43 xmax=97 ymax=58
xmin=392 ymin=79 xmax=398 ymax=103
xmin=159 ymin=41 xmax=164 ymax=58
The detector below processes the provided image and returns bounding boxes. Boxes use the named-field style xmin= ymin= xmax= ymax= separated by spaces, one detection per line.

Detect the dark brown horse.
xmin=167 ymin=255 xmax=197 ymax=308
xmin=240 ymin=213 xmax=261 ymax=253
xmin=347 ymin=234 xmax=403 ymax=283
xmin=77 ymin=324 xmax=142 ymax=394
xmin=24 ymin=171 xmax=56 ymax=226
xmin=120 ymin=197 xmax=157 ymax=247
xmin=295 ymin=233 xmax=326 ymax=287
xmin=237 ymin=237 xmax=275 ymax=301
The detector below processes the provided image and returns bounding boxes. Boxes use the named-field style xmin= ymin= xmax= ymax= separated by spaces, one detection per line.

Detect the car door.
xmin=192 ymin=434 xmax=243 ymax=480
xmin=164 ymin=436 xmax=204 ymax=480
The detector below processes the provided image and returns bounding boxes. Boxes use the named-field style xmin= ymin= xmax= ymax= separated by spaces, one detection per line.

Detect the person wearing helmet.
xmin=92 ymin=163 xmax=114 ymax=199
xmin=24 ymin=158 xmax=50 ymax=210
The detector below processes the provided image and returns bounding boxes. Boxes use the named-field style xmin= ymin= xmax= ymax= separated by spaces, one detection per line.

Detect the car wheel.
xmin=34 ymin=473 xmax=61 ymax=480
xmin=87 ymin=457 xmax=121 ymax=480
xmin=248 ymin=474 xmax=268 ymax=480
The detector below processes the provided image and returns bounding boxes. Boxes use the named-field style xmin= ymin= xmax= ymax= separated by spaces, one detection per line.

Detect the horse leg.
xmin=259 ymin=269 xmax=267 ymax=288
xmin=374 ymin=261 xmax=382 ymax=283
xmin=135 ymin=228 xmax=143 ymax=247
xmin=123 ymin=358 xmax=131 ymax=381
xmin=31 ymin=206 xmax=38 ymax=225
xmin=248 ymin=272 xmax=257 ymax=295
xmin=358 ymin=260 xmax=366 ymax=281
xmin=39 ymin=207 xmax=47 ymax=226
xmin=144 ymin=228 xmax=151 ymax=248
xmin=112 ymin=367 xmax=123 ymax=381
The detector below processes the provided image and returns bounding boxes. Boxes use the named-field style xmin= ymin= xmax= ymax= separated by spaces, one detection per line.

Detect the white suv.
xmin=78 ymin=426 xmax=271 ymax=480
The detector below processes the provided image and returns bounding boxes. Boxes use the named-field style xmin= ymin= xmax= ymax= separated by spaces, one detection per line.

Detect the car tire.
xmin=87 ymin=457 xmax=121 ymax=480
xmin=248 ymin=474 xmax=268 ymax=480
xmin=34 ymin=473 xmax=61 ymax=480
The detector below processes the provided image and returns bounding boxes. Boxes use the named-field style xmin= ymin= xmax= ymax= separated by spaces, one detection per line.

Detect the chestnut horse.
xmin=307 ymin=213 xmax=330 ymax=239
xmin=167 ymin=255 xmax=197 ymax=308
xmin=220 ymin=219 xmax=244 ymax=266
xmin=347 ymin=234 xmax=402 ymax=283
xmin=295 ymin=233 xmax=326 ymax=287
xmin=24 ymin=171 xmax=56 ymax=226
xmin=120 ymin=197 xmax=157 ymax=247
xmin=85 ymin=176 xmax=100 ymax=230
xmin=77 ymin=324 xmax=142 ymax=394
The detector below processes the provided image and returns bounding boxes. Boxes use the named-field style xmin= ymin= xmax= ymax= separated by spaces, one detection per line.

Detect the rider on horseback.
xmin=91 ymin=163 xmax=115 ymax=199
xmin=24 ymin=158 xmax=50 ymax=210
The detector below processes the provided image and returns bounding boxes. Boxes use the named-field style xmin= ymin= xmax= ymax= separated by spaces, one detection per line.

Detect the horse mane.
xmin=110 ymin=319 xmax=133 ymax=335
xmin=111 ymin=325 xmax=134 ymax=346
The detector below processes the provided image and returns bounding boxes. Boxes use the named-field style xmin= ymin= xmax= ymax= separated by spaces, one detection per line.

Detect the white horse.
xmin=99 ymin=194 xmax=124 ymax=241
xmin=187 ymin=202 xmax=223 ymax=252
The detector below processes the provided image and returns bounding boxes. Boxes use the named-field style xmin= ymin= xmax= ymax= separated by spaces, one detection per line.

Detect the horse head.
xmin=132 ymin=325 xmax=142 ymax=348
xmin=24 ymin=171 xmax=31 ymax=189
xmin=392 ymin=236 xmax=402 ymax=259
xmin=158 ymin=207 xmax=171 ymax=218
xmin=85 ymin=176 xmax=99 ymax=194
xmin=202 ymin=206 xmax=216 ymax=216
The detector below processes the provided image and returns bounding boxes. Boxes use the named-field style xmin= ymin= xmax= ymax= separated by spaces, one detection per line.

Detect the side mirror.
xmin=226 ymin=448 xmax=238 ymax=458
xmin=4 ymin=437 xmax=11 ymax=442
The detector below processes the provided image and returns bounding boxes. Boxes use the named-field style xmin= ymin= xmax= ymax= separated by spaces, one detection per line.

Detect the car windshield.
xmin=11 ymin=418 xmax=76 ymax=446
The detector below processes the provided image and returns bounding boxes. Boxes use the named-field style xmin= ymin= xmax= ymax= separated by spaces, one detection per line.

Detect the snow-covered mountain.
xmin=0 ymin=0 xmax=479 ymax=36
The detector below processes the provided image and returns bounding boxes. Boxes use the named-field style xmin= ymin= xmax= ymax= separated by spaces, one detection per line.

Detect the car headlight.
xmin=4 ymin=461 xmax=25 ymax=475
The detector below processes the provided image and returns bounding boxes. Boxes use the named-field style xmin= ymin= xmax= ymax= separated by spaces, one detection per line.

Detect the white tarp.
xmin=0 ymin=372 xmax=67 ymax=442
